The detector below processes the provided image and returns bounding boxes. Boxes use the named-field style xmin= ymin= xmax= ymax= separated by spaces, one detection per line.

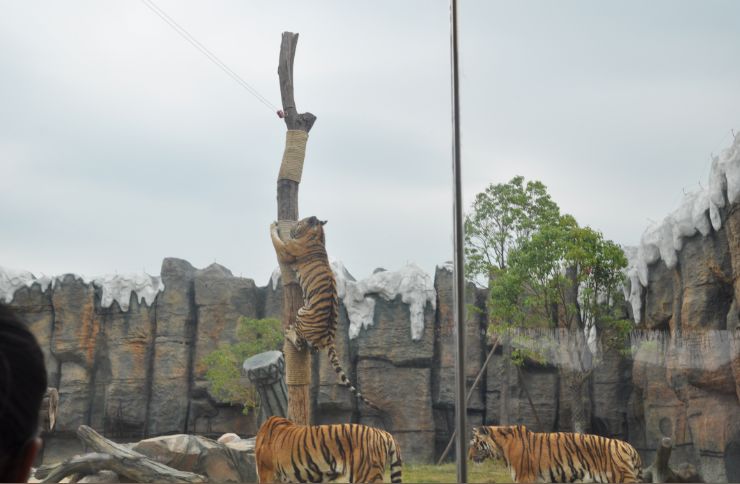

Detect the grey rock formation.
xmin=51 ymin=277 xmax=99 ymax=432
xmin=629 ymin=206 xmax=740 ymax=482
xmin=8 ymin=284 xmax=57 ymax=386
xmin=357 ymin=360 xmax=435 ymax=463
xmin=189 ymin=263 xmax=261 ymax=435
xmin=149 ymin=258 xmax=198 ymax=435
xmin=8 ymin=235 xmax=739 ymax=472
xmin=131 ymin=434 xmax=256 ymax=483
xmin=92 ymin=296 xmax=156 ymax=437
xmin=432 ymin=267 xmax=487 ymax=458
xmin=433 ymin=267 xmax=486 ymax=411
xmin=355 ymin=294 xmax=435 ymax=366
xmin=347 ymin=291 xmax=436 ymax=462
xmin=592 ymin=347 xmax=632 ymax=439
xmin=313 ymin=305 xmax=356 ymax=423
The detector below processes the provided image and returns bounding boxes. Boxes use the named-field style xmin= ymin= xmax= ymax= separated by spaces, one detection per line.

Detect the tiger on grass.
xmin=469 ymin=425 xmax=643 ymax=483
xmin=255 ymin=416 xmax=403 ymax=483
xmin=270 ymin=216 xmax=378 ymax=409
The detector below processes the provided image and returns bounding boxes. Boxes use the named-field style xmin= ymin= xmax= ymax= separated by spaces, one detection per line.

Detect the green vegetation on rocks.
xmin=204 ymin=317 xmax=283 ymax=410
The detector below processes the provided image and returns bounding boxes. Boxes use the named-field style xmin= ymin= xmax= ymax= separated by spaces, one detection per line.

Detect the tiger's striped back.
xmin=469 ymin=425 xmax=642 ymax=483
xmin=271 ymin=216 xmax=378 ymax=410
xmin=255 ymin=416 xmax=402 ymax=483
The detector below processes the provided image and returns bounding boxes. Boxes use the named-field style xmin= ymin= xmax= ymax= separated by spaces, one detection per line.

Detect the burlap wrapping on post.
xmin=276 ymin=220 xmax=298 ymax=285
xmin=283 ymin=340 xmax=310 ymax=385
xmin=278 ymin=130 xmax=308 ymax=182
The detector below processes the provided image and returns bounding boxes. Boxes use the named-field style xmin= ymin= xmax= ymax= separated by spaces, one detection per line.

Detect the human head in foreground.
xmin=0 ymin=304 xmax=47 ymax=483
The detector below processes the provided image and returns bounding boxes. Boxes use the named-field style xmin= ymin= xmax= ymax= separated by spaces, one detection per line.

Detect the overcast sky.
xmin=1 ymin=1 xmax=739 ymax=285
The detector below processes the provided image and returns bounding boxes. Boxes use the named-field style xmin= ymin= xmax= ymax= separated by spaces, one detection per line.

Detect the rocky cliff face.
xmin=7 ymin=229 xmax=740 ymax=474
xmin=7 ymin=259 xmax=262 ymax=441
xmin=628 ymin=211 xmax=740 ymax=482
xmin=623 ymin=136 xmax=740 ymax=483
xmin=6 ymin=258 xmax=490 ymax=463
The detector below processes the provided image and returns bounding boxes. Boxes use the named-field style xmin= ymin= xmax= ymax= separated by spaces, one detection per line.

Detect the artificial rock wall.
xmin=9 ymin=242 xmax=740 ymax=475
xmin=628 ymin=204 xmax=740 ymax=482
xmin=10 ymin=259 xmax=262 ymax=439
xmin=8 ymin=258 xmax=491 ymax=463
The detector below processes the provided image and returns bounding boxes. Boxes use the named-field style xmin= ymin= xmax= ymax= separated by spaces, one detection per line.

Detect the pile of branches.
xmin=34 ymin=426 xmax=206 ymax=483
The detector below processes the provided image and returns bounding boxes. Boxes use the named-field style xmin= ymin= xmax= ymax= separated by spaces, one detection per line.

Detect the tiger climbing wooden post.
xmin=274 ymin=31 xmax=316 ymax=425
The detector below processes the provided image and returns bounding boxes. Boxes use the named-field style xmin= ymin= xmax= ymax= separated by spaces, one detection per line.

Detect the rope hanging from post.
xmin=278 ymin=130 xmax=308 ymax=182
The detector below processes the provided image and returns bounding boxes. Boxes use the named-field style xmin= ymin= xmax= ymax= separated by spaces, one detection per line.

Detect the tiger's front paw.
xmin=285 ymin=326 xmax=304 ymax=351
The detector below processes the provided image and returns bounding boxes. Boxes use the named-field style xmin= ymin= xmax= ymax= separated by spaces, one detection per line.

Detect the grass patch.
xmin=401 ymin=460 xmax=511 ymax=483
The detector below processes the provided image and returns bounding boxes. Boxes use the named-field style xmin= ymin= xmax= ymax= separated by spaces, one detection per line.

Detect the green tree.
xmin=466 ymin=177 xmax=630 ymax=431
xmin=204 ymin=317 xmax=283 ymax=411
xmin=464 ymin=176 xmax=560 ymax=284
xmin=491 ymin=214 xmax=628 ymax=432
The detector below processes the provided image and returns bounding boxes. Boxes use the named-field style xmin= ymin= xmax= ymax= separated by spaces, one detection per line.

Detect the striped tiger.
xmin=255 ymin=416 xmax=403 ymax=483
xmin=469 ymin=425 xmax=643 ymax=483
xmin=270 ymin=216 xmax=378 ymax=409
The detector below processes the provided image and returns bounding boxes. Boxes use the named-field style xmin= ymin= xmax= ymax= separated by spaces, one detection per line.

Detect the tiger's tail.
xmin=388 ymin=434 xmax=403 ymax=483
xmin=327 ymin=345 xmax=380 ymax=410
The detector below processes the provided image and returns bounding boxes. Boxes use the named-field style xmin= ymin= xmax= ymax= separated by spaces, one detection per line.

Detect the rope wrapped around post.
xmin=278 ymin=130 xmax=308 ymax=182
xmin=283 ymin=342 xmax=310 ymax=385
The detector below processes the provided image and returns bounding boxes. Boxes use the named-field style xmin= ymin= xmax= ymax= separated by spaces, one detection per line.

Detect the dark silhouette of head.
xmin=0 ymin=303 xmax=47 ymax=482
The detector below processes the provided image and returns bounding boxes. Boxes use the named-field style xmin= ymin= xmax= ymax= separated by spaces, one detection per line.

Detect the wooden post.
xmin=274 ymin=32 xmax=316 ymax=425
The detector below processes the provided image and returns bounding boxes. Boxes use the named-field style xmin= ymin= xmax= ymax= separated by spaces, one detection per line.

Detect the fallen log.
xmin=35 ymin=426 xmax=206 ymax=483
xmin=642 ymin=437 xmax=703 ymax=483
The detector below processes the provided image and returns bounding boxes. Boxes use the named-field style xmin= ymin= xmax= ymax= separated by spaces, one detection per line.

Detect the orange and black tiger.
xmin=270 ymin=216 xmax=377 ymax=409
xmin=255 ymin=416 xmax=403 ymax=483
xmin=469 ymin=425 xmax=643 ymax=483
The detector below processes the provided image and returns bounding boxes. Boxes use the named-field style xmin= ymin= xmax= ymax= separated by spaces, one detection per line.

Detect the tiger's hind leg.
xmin=255 ymin=448 xmax=276 ymax=483
xmin=622 ymin=470 xmax=641 ymax=483
xmin=365 ymin=467 xmax=386 ymax=483
xmin=257 ymin=465 xmax=276 ymax=484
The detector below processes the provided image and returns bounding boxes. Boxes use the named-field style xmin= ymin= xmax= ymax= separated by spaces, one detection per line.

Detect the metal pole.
xmin=450 ymin=0 xmax=467 ymax=481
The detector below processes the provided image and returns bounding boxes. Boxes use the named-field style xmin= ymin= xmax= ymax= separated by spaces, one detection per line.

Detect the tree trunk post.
xmin=274 ymin=31 xmax=316 ymax=425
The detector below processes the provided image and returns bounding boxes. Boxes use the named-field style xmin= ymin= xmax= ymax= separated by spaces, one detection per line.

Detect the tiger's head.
xmin=469 ymin=426 xmax=520 ymax=464
xmin=291 ymin=216 xmax=327 ymax=244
